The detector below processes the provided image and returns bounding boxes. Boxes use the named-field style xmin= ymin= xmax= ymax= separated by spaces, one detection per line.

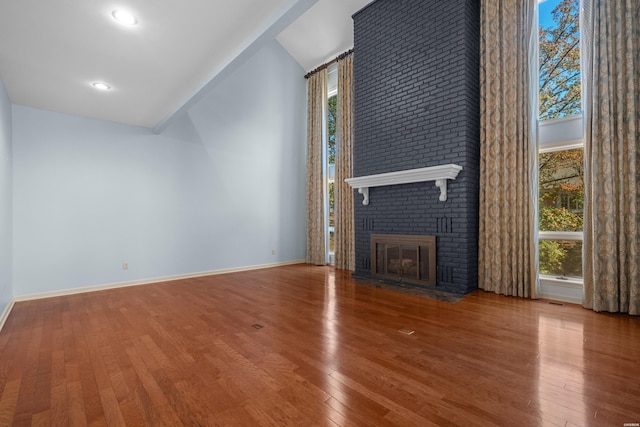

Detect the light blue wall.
xmin=0 ymin=77 xmax=13 ymax=311
xmin=12 ymin=40 xmax=307 ymax=296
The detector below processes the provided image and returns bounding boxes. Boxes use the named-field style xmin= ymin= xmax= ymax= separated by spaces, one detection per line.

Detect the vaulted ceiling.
xmin=0 ymin=0 xmax=371 ymax=129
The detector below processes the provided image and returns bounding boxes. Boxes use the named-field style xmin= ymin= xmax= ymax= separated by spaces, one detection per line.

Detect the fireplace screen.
xmin=371 ymin=234 xmax=436 ymax=286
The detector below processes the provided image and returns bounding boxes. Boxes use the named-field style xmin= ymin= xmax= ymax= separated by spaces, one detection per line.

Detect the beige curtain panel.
xmin=306 ymin=71 xmax=327 ymax=265
xmin=582 ymin=0 xmax=640 ymax=314
xmin=479 ymin=0 xmax=538 ymax=298
xmin=334 ymin=54 xmax=355 ymax=271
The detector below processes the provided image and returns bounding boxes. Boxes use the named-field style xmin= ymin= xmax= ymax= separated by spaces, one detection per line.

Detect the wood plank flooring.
xmin=1 ymin=264 xmax=639 ymax=426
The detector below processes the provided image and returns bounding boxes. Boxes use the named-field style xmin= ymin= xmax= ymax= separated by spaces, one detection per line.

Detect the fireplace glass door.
xmin=371 ymin=235 xmax=436 ymax=286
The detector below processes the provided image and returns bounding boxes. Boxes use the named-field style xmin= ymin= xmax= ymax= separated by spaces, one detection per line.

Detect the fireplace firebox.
xmin=370 ymin=234 xmax=436 ymax=287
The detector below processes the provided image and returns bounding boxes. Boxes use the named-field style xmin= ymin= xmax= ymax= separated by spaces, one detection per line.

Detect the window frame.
xmin=538 ymin=114 xmax=584 ymax=302
xmin=324 ymin=64 xmax=338 ymax=264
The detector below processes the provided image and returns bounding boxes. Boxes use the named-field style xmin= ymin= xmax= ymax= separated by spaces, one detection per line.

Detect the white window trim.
xmin=539 ymin=113 xmax=583 ymax=126
xmin=539 ymin=138 xmax=583 ymax=153
xmin=539 ymin=231 xmax=582 ymax=241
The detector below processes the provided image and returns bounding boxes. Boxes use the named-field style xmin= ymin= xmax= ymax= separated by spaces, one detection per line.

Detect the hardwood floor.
xmin=0 ymin=264 xmax=639 ymax=426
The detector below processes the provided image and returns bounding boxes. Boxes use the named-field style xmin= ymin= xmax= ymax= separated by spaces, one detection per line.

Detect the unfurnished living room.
xmin=0 ymin=0 xmax=639 ymax=425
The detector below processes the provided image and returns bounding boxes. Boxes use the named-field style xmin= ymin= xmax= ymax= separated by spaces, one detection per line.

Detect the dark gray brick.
xmin=352 ymin=0 xmax=480 ymax=294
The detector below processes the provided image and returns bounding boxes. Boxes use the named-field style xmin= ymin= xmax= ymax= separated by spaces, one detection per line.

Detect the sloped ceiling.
xmin=0 ymin=0 xmax=371 ymax=129
xmin=276 ymin=0 xmax=372 ymax=72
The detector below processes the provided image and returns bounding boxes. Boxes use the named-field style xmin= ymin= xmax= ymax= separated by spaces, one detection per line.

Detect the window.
xmin=538 ymin=0 xmax=583 ymax=302
xmin=324 ymin=64 xmax=338 ymax=263
xmin=539 ymin=143 xmax=583 ymax=279
xmin=539 ymin=0 xmax=581 ymax=121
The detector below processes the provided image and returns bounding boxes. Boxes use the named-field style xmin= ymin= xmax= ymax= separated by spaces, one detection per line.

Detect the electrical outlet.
xmin=123 ymin=262 xmax=128 ymax=270
xmin=271 ymin=249 xmax=276 ymax=255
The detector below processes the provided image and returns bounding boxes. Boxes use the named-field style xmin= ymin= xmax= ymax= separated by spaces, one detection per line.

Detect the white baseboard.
xmin=0 ymin=299 xmax=15 ymax=333
xmin=13 ymin=259 xmax=305 ymax=303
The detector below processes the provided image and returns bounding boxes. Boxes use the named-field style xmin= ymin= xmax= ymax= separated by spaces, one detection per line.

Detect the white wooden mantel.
xmin=345 ymin=164 xmax=463 ymax=205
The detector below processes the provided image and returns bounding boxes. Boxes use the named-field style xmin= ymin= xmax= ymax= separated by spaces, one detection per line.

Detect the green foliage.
xmin=538 ymin=149 xmax=584 ymax=276
xmin=539 ymin=206 xmax=582 ymax=231
xmin=538 ymin=0 xmax=583 ymax=277
xmin=539 ymin=0 xmax=581 ymax=120
xmin=539 ymin=149 xmax=583 ymax=192
xmin=327 ymin=95 xmax=337 ymax=213
xmin=328 ymin=181 xmax=334 ymax=211
xmin=327 ymin=95 xmax=337 ymax=165
xmin=538 ymin=148 xmax=584 ymax=232
xmin=539 ymin=240 xmax=566 ymax=275
xmin=539 ymin=239 xmax=582 ymax=277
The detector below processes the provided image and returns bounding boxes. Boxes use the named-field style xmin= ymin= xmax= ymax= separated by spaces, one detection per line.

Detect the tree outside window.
xmin=538 ymin=0 xmax=583 ymax=278
xmin=327 ymin=95 xmax=337 ymax=253
xmin=539 ymin=0 xmax=581 ymax=120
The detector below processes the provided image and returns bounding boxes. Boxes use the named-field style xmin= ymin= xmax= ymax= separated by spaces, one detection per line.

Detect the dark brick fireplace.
xmin=352 ymin=0 xmax=480 ymax=294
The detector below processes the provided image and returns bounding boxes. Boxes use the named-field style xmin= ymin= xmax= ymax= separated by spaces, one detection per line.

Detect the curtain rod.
xmin=304 ymin=49 xmax=353 ymax=79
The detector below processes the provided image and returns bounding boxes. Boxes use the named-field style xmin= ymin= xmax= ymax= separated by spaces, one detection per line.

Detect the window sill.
xmin=540 ymin=275 xmax=582 ymax=288
xmin=539 ymin=275 xmax=583 ymax=305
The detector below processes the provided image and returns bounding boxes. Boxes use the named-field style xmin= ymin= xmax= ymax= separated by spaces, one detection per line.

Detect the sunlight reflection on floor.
xmin=538 ymin=314 xmax=586 ymax=426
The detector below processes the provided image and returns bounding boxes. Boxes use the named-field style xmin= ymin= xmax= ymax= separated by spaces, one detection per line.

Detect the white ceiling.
xmin=0 ymin=0 xmax=371 ymax=130
xmin=276 ymin=0 xmax=371 ymax=72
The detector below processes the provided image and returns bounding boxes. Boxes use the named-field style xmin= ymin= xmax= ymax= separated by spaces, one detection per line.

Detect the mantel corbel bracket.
xmin=435 ymin=179 xmax=448 ymax=202
xmin=358 ymin=187 xmax=370 ymax=206
xmin=345 ymin=164 xmax=462 ymax=206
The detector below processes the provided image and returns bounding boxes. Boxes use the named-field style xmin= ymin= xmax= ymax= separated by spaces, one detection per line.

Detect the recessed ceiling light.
xmin=92 ymin=82 xmax=111 ymax=91
xmin=112 ymin=9 xmax=138 ymax=26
